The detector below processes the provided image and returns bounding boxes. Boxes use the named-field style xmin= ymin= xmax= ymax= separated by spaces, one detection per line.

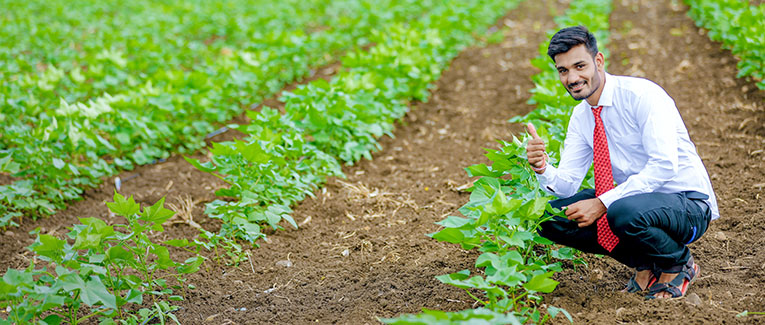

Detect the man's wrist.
xmin=531 ymin=160 xmax=547 ymax=173
xmin=530 ymin=153 xmax=549 ymax=174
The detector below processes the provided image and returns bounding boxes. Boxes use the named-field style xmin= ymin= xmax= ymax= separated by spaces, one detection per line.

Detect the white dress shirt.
xmin=537 ymin=73 xmax=720 ymax=220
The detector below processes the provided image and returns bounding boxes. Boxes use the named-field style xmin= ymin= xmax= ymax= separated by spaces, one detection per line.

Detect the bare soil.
xmin=1 ymin=0 xmax=764 ymax=324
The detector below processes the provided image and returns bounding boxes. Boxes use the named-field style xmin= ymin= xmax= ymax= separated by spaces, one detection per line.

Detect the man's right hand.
xmin=526 ymin=123 xmax=547 ymax=174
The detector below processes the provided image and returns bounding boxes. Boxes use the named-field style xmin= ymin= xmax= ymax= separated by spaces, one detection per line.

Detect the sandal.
xmin=622 ymin=269 xmax=658 ymax=293
xmin=645 ymin=260 xmax=700 ymax=299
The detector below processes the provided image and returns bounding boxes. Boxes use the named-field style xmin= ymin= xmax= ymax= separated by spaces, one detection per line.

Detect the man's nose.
xmin=567 ymin=71 xmax=581 ymax=86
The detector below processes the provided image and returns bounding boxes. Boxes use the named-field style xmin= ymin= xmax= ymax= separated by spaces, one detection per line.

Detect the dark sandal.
xmin=622 ymin=270 xmax=658 ymax=293
xmin=645 ymin=261 xmax=700 ymax=299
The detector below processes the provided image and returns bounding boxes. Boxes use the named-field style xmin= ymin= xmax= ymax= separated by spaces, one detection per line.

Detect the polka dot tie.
xmin=592 ymin=106 xmax=619 ymax=252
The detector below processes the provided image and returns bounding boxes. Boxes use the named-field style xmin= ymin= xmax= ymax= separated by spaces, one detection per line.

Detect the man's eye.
xmin=576 ymin=65 xmax=585 ymax=69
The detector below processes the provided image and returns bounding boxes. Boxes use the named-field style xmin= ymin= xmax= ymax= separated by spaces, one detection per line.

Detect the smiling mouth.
xmin=569 ymin=81 xmax=586 ymax=92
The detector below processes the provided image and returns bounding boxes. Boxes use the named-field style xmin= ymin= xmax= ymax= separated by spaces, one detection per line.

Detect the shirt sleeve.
xmin=536 ymin=112 xmax=593 ymax=198
xmin=598 ymin=91 xmax=680 ymax=207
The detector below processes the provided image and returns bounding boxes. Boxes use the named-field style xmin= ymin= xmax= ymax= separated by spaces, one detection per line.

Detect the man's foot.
xmin=646 ymin=259 xmax=700 ymax=299
xmin=622 ymin=269 xmax=656 ymax=292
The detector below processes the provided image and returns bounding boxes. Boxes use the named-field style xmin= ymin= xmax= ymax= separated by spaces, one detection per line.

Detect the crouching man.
xmin=526 ymin=26 xmax=719 ymax=299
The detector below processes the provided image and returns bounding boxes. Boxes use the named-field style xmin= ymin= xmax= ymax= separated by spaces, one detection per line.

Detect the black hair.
xmin=547 ymin=26 xmax=598 ymax=62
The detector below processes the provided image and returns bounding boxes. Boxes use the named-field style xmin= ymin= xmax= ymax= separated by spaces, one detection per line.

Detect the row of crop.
xmin=684 ymin=0 xmax=764 ymax=89
xmin=186 ymin=0 xmax=526 ymax=256
xmin=382 ymin=0 xmax=613 ymax=323
xmin=0 ymin=0 xmax=440 ymax=228
xmin=0 ymin=194 xmax=201 ymax=324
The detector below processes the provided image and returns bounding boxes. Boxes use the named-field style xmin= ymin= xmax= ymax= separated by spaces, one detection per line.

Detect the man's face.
xmin=554 ymin=44 xmax=604 ymax=101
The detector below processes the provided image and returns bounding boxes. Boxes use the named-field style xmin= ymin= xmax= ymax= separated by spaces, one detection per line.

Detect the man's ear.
xmin=595 ymin=52 xmax=605 ymax=71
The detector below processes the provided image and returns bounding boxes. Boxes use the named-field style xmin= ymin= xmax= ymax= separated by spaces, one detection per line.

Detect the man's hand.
xmin=564 ymin=198 xmax=607 ymax=227
xmin=526 ymin=123 xmax=547 ymax=174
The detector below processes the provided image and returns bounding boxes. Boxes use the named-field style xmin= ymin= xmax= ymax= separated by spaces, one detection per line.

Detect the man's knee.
xmin=607 ymin=195 xmax=647 ymax=236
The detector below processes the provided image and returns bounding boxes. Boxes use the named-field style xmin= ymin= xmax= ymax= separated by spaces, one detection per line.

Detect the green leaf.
xmin=73 ymin=218 xmax=114 ymax=250
xmin=435 ymin=269 xmax=471 ymax=284
xmin=183 ymin=155 xmax=216 ymax=173
xmin=521 ymin=197 xmax=549 ymax=219
xmin=177 ymin=256 xmax=204 ymax=274
xmin=435 ymin=215 xmax=472 ymax=228
xmin=486 ymin=265 xmax=524 ymax=287
xmin=164 ymin=239 xmax=191 ymax=247
xmin=2 ymin=268 xmax=33 ymax=287
xmin=547 ymin=306 xmax=573 ymax=323
xmin=475 ymin=253 xmax=500 ymax=269
xmin=0 ymin=155 xmax=21 ymax=174
xmin=523 ymin=271 xmax=559 ymax=293
xmin=552 ymin=247 xmax=575 ymax=260
xmin=465 ymin=163 xmax=504 ymax=177
xmin=42 ymin=315 xmax=63 ymax=325
xmin=80 ymin=276 xmax=118 ymax=310
xmin=236 ymin=140 xmax=271 ymax=164
xmin=106 ymin=192 xmax=140 ymax=217
xmin=107 ymin=245 xmax=134 ymax=262
xmin=469 ymin=177 xmax=501 ymax=203
xmin=282 ymin=214 xmax=298 ymax=229
xmin=533 ymin=234 xmax=555 ymax=245
xmin=52 ymin=158 xmax=66 ymax=169
xmin=429 ymin=228 xmax=464 ymax=244
xmin=125 ymin=289 xmax=143 ymax=304
xmin=151 ymin=246 xmax=175 ymax=269
xmin=140 ymin=197 xmax=175 ymax=230
xmin=501 ymin=250 xmax=524 ymax=266
xmin=89 ymin=254 xmax=106 ymax=264
xmin=59 ymin=272 xmax=86 ymax=292
xmin=31 ymin=234 xmax=66 ymax=261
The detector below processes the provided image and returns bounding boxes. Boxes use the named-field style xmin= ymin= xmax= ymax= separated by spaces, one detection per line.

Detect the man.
xmin=526 ymin=26 xmax=719 ymax=299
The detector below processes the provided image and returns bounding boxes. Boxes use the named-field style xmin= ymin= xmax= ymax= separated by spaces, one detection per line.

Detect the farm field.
xmin=1 ymin=0 xmax=764 ymax=324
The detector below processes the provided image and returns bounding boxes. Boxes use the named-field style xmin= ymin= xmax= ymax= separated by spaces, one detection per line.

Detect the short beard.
xmin=568 ymin=71 xmax=600 ymax=101
xmin=570 ymin=82 xmax=598 ymax=100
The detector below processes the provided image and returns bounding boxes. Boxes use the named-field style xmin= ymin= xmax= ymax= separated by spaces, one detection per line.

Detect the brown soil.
xmin=2 ymin=0 xmax=764 ymax=324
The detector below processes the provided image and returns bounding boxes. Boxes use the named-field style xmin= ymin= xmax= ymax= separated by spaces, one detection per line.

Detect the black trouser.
xmin=538 ymin=189 xmax=712 ymax=273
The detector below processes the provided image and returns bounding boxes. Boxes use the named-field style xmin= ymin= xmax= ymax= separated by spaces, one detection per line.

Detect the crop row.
xmin=0 ymin=0 xmax=440 ymax=227
xmin=382 ymin=0 xmax=613 ymax=323
xmin=187 ymin=0 xmax=526 ymax=251
xmin=685 ymin=0 xmax=765 ymax=89
xmin=0 ymin=193 xmax=202 ymax=324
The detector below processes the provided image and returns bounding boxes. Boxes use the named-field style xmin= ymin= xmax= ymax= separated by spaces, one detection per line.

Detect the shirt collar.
xmin=594 ymin=72 xmax=614 ymax=108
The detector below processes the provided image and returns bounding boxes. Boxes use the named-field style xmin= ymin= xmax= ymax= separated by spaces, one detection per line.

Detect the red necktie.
xmin=592 ymin=106 xmax=619 ymax=252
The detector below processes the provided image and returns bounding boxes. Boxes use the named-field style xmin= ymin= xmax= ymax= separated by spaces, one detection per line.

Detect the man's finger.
xmin=526 ymin=123 xmax=542 ymax=140
xmin=578 ymin=218 xmax=594 ymax=228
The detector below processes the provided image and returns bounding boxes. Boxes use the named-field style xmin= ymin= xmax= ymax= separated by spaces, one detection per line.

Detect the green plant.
xmin=185 ymin=107 xmax=343 ymax=253
xmin=0 ymin=192 xmax=203 ymax=324
xmin=381 ymin=307 xmax=522 ymax=324
xmin=387 ymin=140 xmax=576 ymax=323
xmin=685 ymin=0 xmax=764 ymax=89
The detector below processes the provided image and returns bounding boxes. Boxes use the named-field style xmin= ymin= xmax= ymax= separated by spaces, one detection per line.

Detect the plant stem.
xmin=511 ymin=291 xmax=528 ymax=311
xmin=77 ymin=308 xmax=113 ymax=323
xmin=463 ymin=288 xmax=487 ymax=306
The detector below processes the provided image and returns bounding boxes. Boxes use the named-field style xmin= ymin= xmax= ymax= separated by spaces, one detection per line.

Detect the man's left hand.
xmin=564 ymin=198 xmax=607 ymax=228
